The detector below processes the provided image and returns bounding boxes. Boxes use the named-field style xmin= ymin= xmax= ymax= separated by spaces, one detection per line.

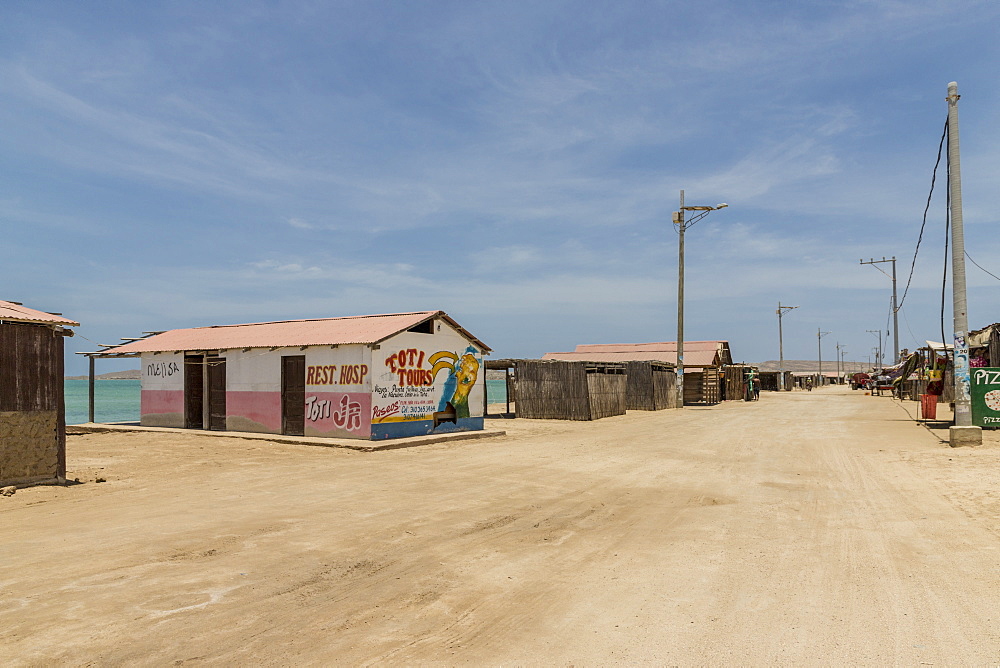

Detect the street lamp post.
xmin=817 ymin=329 xmax=830 ymax=386
xmin=777 ymin=303 xmax=798 ymax=391
xmin=673 ymin=191 xmax=728 ymax=408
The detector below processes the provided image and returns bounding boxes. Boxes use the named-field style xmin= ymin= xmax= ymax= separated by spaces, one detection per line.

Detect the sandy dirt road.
xmin=4 ymin=386 xmax=1000 ymax=665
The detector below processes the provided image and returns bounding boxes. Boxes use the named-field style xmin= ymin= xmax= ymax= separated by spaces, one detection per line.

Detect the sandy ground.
xmin=4 ymin=386 xmax=1000 ymax=665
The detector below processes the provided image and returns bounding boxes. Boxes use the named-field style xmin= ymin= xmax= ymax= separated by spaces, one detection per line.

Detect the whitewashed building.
xmin=94 ymin=311 xmax=490 ymax=440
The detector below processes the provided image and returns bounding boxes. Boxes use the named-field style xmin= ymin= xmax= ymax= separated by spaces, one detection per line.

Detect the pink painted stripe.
xmin=141 ymin=389 xmax=184 ymax=416
xmin=226 ymin=391 xmax=282 ymax=433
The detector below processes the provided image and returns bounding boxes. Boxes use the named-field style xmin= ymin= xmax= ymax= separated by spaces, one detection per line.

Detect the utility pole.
xmin=860 ymin=257 xmax=899 ymax=363
xmin=777 ymin=303 xmax=798 ymax=391
xmin=946 ymin=81 xmax=981 ymax=445
xmin=673 ymin=191 xmax=728 ymax=409
xmin=676 ymin=190 xmax=685 ymax=409
xmin=836 ymin=342 xmax=841 ymax=379
xmin=866 ymin=329 xmax=882 ymax=369
xmin=817 ymin=329 xmax=830 ymax=386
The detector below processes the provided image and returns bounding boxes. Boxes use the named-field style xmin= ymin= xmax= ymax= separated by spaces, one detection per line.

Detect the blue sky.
xmin=4 ymin=1 xmax=1000 ymax=374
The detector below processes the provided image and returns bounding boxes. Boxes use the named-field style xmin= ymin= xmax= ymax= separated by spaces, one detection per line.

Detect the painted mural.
xmin=303 ymin=357 xmax=372 ymax=439
xmin=371 ymin=331 xmax=485 ymax=438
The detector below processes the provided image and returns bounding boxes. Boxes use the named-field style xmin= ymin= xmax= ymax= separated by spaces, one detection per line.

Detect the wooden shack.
xmin=1 ymin=300 xmax=78 ymax=488
xmin=758 ymin=371 xmax=793 ymax=392
xmin=542 ymin=340 xmax=731 ymax=406
xmin=721 ymin=364 xmax=751 ymax=400
xmin=514 ymin=360 xmax=625 ymax=420
xmin=625 ymin=361 xmax=677 ymax=410
xmin=683 ymin=368 xmax=720 ymax=405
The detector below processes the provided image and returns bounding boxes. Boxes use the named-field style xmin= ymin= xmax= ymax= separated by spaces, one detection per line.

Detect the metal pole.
xmin=676 ymin=190 xmax=685 ymax=408
xmin=778 ymin=306 xmax=784 ymax=391
xmin=947 ymin=81 xmax=979 ymax=442
xmin=859 ymin=257 xmax=899 ymax=363
xmin=817 ymin=329 xmax=830 ymax=386
xmin=88 ymin=355 xmax=95 ymax=423
xmin=891 ymin=257 xmax=899 ymax=363
xmin=776 ymin=303 xmax=797 ymax=391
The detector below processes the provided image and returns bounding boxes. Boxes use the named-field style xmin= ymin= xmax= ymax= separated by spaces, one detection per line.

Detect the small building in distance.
xmin=543 ymin=340 xmax=732 ymax=404
xmin=1 ymin=300 xmax=79 ymax=487
xmin=91 ymin=311 xmax=489 ymax=440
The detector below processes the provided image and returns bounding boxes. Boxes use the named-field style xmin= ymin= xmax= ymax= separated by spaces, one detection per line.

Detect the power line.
xmin=898 ymin=118 xmax=948 ymax=310
xmin=940 ymin=169 xmax=950 ymax=351
xmin=966 ymin=251 xmax=1000 ymax=282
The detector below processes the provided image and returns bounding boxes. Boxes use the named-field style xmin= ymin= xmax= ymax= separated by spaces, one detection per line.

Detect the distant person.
xmin=805 ymin=377 xmax=813 ymax=391
xmin=752 ymin=377 xmax=760 ymax=401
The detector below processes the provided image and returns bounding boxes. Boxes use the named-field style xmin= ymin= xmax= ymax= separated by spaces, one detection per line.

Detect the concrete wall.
xmin=0 ymin=410 xmax=59 ymax=486
xmin=140 ymin=352 xmax=184 ymax=427
xmin=225 ymin=349 xmax=282 ymax=433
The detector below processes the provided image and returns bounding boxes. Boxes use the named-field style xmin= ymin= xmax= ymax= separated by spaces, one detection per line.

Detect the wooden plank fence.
xmin=625 ymin=361 xmax=677 ymax=410
xmin=514 ymin=360 xmax=626 ymax=420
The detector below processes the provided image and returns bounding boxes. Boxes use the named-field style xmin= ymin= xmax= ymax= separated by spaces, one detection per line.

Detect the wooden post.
xmin=88 ymin=355 xmax=95 ymax=424
xmin=57 ymin=329 xmax=67 ymax=480
xmin=505 ymin=367 xmax=511 ymax=416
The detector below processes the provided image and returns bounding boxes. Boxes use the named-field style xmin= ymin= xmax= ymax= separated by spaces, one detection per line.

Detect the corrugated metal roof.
xmin=541 ymin=349 xmax=719 ymax=368
xmin=574 ymin=341 xmax=725 ymax=353
xmin=94 ymin=310 xmax=490 ymax=355
xmin=0 ymin=300 xmax=79 ymax=326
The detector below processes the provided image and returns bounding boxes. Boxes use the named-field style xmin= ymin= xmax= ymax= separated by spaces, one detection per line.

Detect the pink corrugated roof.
xmin=556 ymin=340 xmax=732 ymax=367
xmin=541 ymin=349 xmax=719 ymax=368
xmin=574 ymin=341 xmax=724 ymax=353
xmin=0 ymin=300 xmax=78 ymax=326
xmin=97 ymin=311 xmax=490 ymax=355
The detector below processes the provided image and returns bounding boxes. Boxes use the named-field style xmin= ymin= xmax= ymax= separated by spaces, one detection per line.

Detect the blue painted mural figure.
xmin=433 ymin=346 xmax=481 ymax=418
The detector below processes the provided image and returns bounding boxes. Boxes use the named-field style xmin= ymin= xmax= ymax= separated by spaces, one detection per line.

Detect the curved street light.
xmin=673 ymin=191 xmax=728 ymax=407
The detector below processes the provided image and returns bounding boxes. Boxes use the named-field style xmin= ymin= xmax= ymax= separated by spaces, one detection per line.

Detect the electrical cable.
xmin=966 ymin=251 xmax=1000 ymax=282
xmin=885 ymin=297 xmax=892 ymax=364
xmin=898 ymin=305 xmax=921 ymax=351
xmin=941 ymin=150 xmax=950 ymax=352
xmin=898 ymin=118 xmax=948 ymax=310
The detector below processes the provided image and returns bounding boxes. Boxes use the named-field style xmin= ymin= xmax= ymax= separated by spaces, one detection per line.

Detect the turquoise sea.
xmin=65 ymin=378 xmax=510 ymax=425
xmin=65 ymin=379 xmax=141 ymax=425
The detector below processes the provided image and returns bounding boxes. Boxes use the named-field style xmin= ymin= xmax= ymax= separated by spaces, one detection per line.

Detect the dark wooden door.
xmin=184 ymin=356 xmax=204 ymax=429
xmin=207 ymin=357 xmax=227 ymax=431
xmin=282 ymin=356 xmax=306 ymax=436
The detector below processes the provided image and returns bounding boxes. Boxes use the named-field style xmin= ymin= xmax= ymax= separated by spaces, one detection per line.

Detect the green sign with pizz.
xmin=970 ymin=367 xmax=1000 ymax=429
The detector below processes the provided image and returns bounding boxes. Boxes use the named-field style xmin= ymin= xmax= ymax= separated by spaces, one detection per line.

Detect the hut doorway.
xmin=207 ymin=357 xmax=227 ymax=431
xmin=184 ymin=355 xmax=227 ymax=430
xmin=184 ymin=355 xmax=204 ymax=429
xmin=281 ymin=355 xmax=306 ymax=436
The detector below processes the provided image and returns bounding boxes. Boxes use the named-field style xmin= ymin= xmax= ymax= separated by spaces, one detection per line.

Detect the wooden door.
xmin=185 ymin=355 xmax=204 ymax=429
xmin=282 ymin=355 xmax=305 ymax=436
xmin=207 ymin=357 xmax=227 ymax=431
